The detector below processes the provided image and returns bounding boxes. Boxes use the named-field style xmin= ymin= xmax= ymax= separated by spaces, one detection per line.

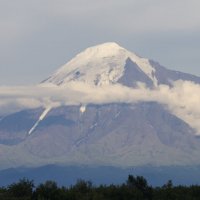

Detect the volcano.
xmin=0 ymin=42 xmax=200 ymax=171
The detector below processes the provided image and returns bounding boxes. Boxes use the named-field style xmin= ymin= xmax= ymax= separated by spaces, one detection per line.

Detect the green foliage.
xmin=0 ymin=175 xmax=200 ymax=200
xmin=7 ymin=178 xmax=34 ymax=200
xmin=34 ymin=180 xmax=60 ymax=200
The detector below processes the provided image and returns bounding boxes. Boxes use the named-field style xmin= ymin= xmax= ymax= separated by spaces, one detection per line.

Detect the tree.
xmin=34 ymin=180 xmax=60 ymax=200
xmin=7 ymin=178 xmax=34 ymax=199
xmin=127 ymin=175 xmax=148 ymax=190
xmin=127 ymin=175 xmax=152 ymax=200
xmin=162 ymin=180 xmax=173 ymax=189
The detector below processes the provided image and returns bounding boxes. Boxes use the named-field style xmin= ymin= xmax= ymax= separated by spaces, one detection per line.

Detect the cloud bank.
xmin=0 ymin=80 xmax=200 ymax=134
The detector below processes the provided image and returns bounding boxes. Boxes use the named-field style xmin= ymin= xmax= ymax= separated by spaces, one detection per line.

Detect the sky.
xmin=0 ymin=0 xmax=200 ymax=85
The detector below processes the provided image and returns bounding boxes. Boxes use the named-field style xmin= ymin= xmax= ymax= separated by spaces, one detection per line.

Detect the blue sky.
xmin=0 ymin=0 xmax=200 ymax=85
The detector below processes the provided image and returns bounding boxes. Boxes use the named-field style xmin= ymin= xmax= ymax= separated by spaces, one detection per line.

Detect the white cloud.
xmin=0 ymin=80 xmax=200 ymax=134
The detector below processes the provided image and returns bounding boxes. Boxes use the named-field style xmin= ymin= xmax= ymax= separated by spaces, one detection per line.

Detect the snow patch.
xmin=80 ymin=105 xmax=86 ymax=113
xmin=28 ymin=107 xmax=51 ymax=135
xmin=114 ymin=111 xmax=120 ymax=119
xmin=90 ymin=123 xmax=97 ymax=129
xmin=128 ymin=55 xmax=158 ymax=87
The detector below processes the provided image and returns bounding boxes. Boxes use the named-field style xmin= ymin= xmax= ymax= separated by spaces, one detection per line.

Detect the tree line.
xmin=0 ymin=175 xmax=200 ymax=200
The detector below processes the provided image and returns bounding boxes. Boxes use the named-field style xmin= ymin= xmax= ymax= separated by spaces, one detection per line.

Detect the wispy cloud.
xmin=0 ymin=80 xmax=200 ymax=134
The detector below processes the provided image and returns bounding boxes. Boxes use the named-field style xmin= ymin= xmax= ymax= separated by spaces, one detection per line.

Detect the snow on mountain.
xmin=28 ymin=107 xmax=51 ymax=135
xmin=37 ymin=42 xmax=159 ymax=135
xmin=44 ymin=42 xmax=158 ymax=87
xmin=32 ymin=42 xmax=200 ymax=136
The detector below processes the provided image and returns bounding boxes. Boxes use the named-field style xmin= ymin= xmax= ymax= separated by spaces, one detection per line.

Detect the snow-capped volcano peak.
xmin=79 ymin=42 xmax=126 ymax=57
xmin=44 ymin=42 xmax=158 ymax=87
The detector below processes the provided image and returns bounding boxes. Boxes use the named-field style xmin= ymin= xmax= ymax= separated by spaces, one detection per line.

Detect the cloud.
xmin=0 ymin=80 xmax=200 ymax=134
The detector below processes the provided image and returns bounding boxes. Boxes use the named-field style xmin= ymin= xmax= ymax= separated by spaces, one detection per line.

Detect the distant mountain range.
xmin=1 ymin=165 xmax=200 ymax=187
xmin=0 ymin=42 xmax=200 ymax=185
